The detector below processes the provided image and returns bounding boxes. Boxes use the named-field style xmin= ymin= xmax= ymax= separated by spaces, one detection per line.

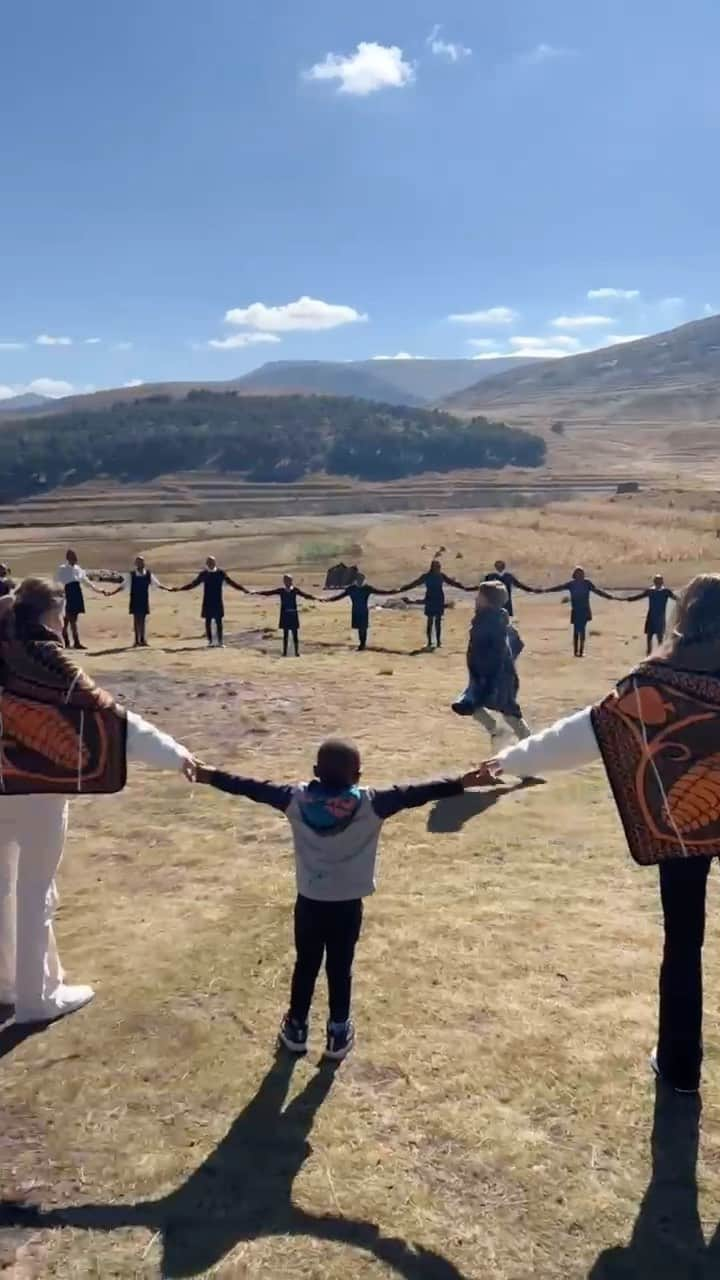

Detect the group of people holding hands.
xmin=2 ymin=561 xmax=720 ymax=1098
xmin=0 ymin=551 xmax=681 ymax=659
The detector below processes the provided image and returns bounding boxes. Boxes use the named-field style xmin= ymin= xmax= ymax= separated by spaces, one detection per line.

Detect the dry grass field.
xmin=3 ymin=498 xmax=720 ymax=1278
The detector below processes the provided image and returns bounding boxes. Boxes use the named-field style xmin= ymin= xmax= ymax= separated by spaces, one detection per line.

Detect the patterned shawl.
xmin=0 ymin=625 xmax=127 ymax=795
xmin=591 ymin=661 xmax=720 ymax=865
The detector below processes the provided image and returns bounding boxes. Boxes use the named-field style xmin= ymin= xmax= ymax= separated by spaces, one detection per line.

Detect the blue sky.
xmin=1 ymin=0 xmax=719 ymax=399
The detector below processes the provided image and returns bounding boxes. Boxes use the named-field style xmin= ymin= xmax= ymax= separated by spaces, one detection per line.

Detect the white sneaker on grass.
xmin=15 ymin=984 xmax=95 ymax=1025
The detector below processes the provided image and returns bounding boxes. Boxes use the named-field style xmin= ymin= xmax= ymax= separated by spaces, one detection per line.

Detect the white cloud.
xmin=36 ymin=334 xmax=72 ymax=346
xmin=519 ymin=43 xmax=576 ymax=65
xmin=0 ymin=341 xmax=26 ymax=350
xmin=511 ymin=334 xmax=582 ymax=351
xmin=449 ymin=306 xmax=518 ymax=325
xmin=426 ymin=24 xmax=471 ymax=62
xmin=704 ymin=303 xmax=717 ymax=316
xmin=225 ymin=296 xmax=368 ymax=333
xmin=467 ymin=339 xmax=501 ymax=351
xmin=507 ymin=344 xmax=576 ymax=359
xmin=587 ymin=288 xmax=639 ymax=301
xmin=552 ymin=314 xmax=612 ymax=329
xmin=603 ymin=333 xmax=648 ymax=345
xmin=305 ymin=42 xmax=414 ymax=96
xmin=0 ymin=377 xmax=76 ymax=401
xmin=85 ymin=337 xmax=102 ymax=344
xmin=661 ymin=296 xmax=684 ymax=307
xmin=123 ymin=379 xmax=144 ymax=387
xmin=207 ymin=332 xmax=282 ymax=350
xmin=372 ymin=352 xmax=429 ymax=360
xmin=113 ymin=341 xmax=134 ymax=351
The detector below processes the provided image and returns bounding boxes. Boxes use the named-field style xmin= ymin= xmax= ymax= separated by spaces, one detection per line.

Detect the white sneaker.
xmin=15 ymin=984 xmax=95 ymax=1025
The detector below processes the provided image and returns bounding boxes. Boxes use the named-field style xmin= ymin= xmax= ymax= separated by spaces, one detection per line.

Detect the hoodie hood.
xmin=297 ymin=781 xmax=363 ymax=834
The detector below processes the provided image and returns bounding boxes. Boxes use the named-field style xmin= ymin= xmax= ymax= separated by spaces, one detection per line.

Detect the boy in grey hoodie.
xmin=196 ymin=741 xmax=485 ymax=1060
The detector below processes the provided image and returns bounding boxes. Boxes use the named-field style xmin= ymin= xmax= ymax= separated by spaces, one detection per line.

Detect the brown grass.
xmin=2 ymin=512 xmax=720 ymax=1278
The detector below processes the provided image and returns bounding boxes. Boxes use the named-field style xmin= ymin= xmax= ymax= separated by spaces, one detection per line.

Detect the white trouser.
xmin=473 ymin=707 xmax=531 ymax=750
xmin=0 ymin=795 xmax=68 ymax=1018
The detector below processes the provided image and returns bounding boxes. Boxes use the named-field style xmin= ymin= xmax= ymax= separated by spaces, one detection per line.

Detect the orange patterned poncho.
xmin=0 ymin=626 xmax=127 ymax=795
xmin=591 ymin=661 xmax=720 ymax=865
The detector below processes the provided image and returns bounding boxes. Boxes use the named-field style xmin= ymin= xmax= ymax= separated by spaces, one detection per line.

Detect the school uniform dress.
xmin=546 ymin=579 xmax=613 ymax=629
xmin=401 ymin=570 xmax=466 ymax=618
xmin=628 ymin=587 xmax=677 ymax=640
xmin=55 ymin=563 xmax=88 ymax=618
xmin=180 ymin=568 xmax=242 ymax=620
xmin=124 ymin=569 xmax=160 ymax=617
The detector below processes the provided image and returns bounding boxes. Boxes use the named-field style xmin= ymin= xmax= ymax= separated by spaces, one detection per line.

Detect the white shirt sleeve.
xmin=125 ymin=709 xmax=190 ymax=771
xmin=495 ymin=706 xmax=600 ymax=778
xmin=150 ymin=574 xmax=162 ymax=588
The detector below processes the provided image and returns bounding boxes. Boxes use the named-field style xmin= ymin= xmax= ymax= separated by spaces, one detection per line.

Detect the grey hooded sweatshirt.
xmin=208 ymin=772 xmax=464 ymax=901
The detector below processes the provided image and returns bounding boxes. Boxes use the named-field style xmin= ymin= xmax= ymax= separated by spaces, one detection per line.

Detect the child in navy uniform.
xmin=196 ymin=740 xmax=485 ymax=1060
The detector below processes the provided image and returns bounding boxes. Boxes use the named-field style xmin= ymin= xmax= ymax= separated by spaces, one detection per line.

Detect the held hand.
xmin=182 ymin=756 xmax=197 ymax=783
xmin=462 ymin=762 xmax=503 ymax=789
xmin=193 ymin=760 xmax=217 ymax=786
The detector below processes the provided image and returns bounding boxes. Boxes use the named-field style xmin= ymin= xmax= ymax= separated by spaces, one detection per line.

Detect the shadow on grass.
xmin=427 ymin=782 xmax=531 ymax=833
xmin=589 ymin=1081 xmax=720 ymax=1278
xmin=0 ymin=1052 xmax=467 ymax=1279
xmin=0 ymin=1019 xmax=52 ymax=1062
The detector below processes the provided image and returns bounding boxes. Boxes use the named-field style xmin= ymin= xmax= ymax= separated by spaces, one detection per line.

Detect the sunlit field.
xmin=2 ymin=502 xmax=720 ymax=1278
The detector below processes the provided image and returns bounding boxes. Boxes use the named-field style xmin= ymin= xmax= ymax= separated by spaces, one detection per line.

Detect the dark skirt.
xmin=64 ymin=581 xmax=85 ymax=617
xmin=571 ymin=604 xmax=591 ymax=627
xmin=350 ymin=604 xmax=369 ymax=631
xmin=279 ymin=608 xmax=299 ymax=631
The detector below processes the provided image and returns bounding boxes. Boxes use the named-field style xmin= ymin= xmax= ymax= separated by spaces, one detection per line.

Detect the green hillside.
xmin=0 ymin=391 xmax=545 ymax=503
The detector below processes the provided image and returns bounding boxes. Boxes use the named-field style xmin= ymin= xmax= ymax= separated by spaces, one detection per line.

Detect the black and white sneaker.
xmin=278 ymin=1014 xmax=308 ymax=1054
xmin=649 ymin=1049 xmax=699 ymax=1095
xmin=324 ymin=1019 xmax=355 ymax=1061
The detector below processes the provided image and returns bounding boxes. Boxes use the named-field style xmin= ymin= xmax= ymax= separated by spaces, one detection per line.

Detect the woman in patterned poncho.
xmin=0 ymin=578 xmax=194 ymax=1026
xmin=486 ymin=575 xmax=720 ymax=1095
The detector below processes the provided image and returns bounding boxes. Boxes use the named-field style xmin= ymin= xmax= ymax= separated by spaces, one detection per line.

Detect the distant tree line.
xmin=0 ymin=392 xmax=546 ymax=501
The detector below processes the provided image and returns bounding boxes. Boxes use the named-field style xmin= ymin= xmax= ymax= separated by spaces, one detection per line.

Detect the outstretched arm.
xmin=175 ymin=573 xmax=204 ymax=593
xmin=249 ymin=587 xmax=281 ymax=597
xmin=396 ymin=573 xmax=426 ymax=593
xmin=296 ymin=588 xmax=317 ymax=601
xmin=623 ymin=590 xmax=650 ymax=603
xmin=366 ymin=585 xmax=401 ymax=596
xmin=509 ymin=575 xmax=541 ymax=594
xmin=320 ymin=590 xmax=350 ymax=602
xmin=224 ymin=573 xmax=246 ymax=592
xmin=150 ymin=573 xmax=171 ymax=592
xmin=589 ymin=582 xmax=618 ymax=601
xmin=539 ymin=581 xmax=572 ymax=594
xmin=491 ymin=707 xmax=599 ymax=779
xmin=371 ymin=775 xmax=465 ymax=820
xmin=441 ymin=573 xmax=474 ymax=591
xmin=197 ymin=764 xmax=292 ymax=812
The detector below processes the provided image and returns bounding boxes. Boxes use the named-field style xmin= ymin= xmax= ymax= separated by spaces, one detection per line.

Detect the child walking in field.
xmin=452 ymin=580 xmax=531 ymax=748
xmin=196 ymin=740 xmax=485 ymax=1059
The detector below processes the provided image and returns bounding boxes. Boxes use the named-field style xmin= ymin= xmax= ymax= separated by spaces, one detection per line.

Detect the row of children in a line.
xmin=27 ymin=553 xmax=678 ymax=657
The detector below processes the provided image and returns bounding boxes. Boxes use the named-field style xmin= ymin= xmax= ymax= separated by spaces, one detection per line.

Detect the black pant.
xmin=658 ymin=858 xmax=713 ymax=1090
xmin=63 ymin=614 xmax=81 ymax=648
xmin=289 ymin=895 xmax=363 ymax=1025
xmin=426 ymin=614 xmax=442 ymax=647
xmin=132 ymin=613 xmax=148 ymax=645
xmin=357 ymin=625 xmax=368 ymax=650
xmin=282 ymin=627 xmax=299 ymax=655
xmin=646 ymin=627 xmax=664 ymax=655
xmin=205 ymin=615 xmax=223 ymax=644
xmin=573 ymin=624 xmax=587 ymax=656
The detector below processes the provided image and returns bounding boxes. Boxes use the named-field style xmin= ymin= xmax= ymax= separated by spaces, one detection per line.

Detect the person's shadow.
xmin=427 ymin=781 xmax=538 ymax=833
xmin=589 ymin=1081 xmax=720 ymax=1278
xmin=0 ymin=1052 xmax=466 ymax=1279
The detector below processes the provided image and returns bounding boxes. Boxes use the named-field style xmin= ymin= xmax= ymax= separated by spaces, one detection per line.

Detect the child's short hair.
xmin=315 ymin=738 xmax=361 ymax=787
xmin=478 ymin=581 xmax=508 ymax=609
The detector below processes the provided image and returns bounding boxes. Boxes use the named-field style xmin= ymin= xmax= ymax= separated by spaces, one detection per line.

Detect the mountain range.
xmin=2 ymin=315 xmax=719 ymax=423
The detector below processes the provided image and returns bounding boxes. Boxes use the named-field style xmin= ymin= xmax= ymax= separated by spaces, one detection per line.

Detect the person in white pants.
xmin=0 ymin=582 xmax=194 ymax=1025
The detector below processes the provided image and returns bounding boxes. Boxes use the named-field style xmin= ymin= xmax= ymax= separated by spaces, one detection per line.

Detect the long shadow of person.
xmin=589 ymin=1080 xmax=720 ymax=1278
xmin=1 ymin=1052 xmax=466 ymax=1279
xmin=427 ymin=782 xmax=539 ymax=834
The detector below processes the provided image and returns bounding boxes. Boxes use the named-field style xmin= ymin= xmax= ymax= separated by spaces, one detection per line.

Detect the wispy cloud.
xmin=704 ymin=303 xmax=717 ymax=316
xmin=0 ymin=340 xmax=26 ymax=350
xmin=552 ymin=314 xmax=613 ymax=329
xmin=84 ymin=337 xmax=102 ymax=344
xmin=305 ymin=42 xmax=414 ymax=96
xmin=0 ymin=377 xmax=76 ymax=401
xmin=587 ymin=288 xmax=639 ymax=301
xmin=467 ymin=339 xmax=501 ymax=351
xmin=511 ymin=334 xmax=582 ymax=351
xmin=113 ymin=341 xmax=134 ymax=351
xmin=449 ymin=306 xmax=518 ymax=326
xmin=603 ymin=333 xmax=648 ymax=346
xmin=426 ymin=24 xmax=471 ymax=63
xmin=36 ymin=334 xmax=72 ymax=346
xmin=225 ymin=296 xmax=368 ymax=332
xmin=206 ymin=333 xmax=282 ymax=351
xmin=123 ymin=379 xmax=144 ymax=387
xmin=372 ymin=352 xmax=430 ymax=360
xmin=518 ymin=43 xmax=576 ymax=66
